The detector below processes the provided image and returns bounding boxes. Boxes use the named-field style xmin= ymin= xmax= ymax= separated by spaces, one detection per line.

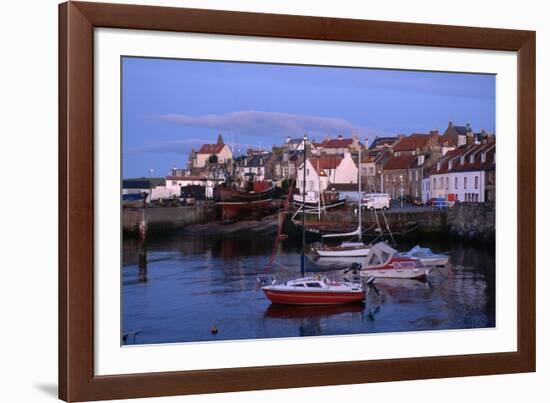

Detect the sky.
xmin=122 ymin=57 xmax=495 ymax=178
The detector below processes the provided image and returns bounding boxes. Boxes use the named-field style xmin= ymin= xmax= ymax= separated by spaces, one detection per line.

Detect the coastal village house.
xmin=317 ymin=134 xmax=363 ymax=155
xmin=382 ymin=155 xmax=424 ymax=199
xmin=165 ymin=166 xmax=226 ymax=199
xmin=368 ymin=136 xmax=400 ymax=151
xmin=296 ymin=153 xmax=358 ymax=194
xmin=235 ymin=151 xmax=268 ymax=182
xmin=360 ymin=150 xmax=392 ymax=193
xmin=424 ymin=138 xmax=496 ymax=203
xmin=191 ymin=134 xmax=233 ymax=168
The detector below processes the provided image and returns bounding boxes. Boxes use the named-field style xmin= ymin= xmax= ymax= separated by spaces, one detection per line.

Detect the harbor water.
xmin=122 ymin=231 xmax=495 ymax=345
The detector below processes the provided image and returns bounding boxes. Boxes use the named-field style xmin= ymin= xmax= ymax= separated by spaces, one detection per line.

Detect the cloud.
xmin=154 ymin=110 xmax=375 ymax=139
xmin=127 ymin=138 xmax=206 ymax=154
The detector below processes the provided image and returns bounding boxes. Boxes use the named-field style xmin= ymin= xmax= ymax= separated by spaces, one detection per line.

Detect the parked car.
xmin=361 ymin=193 xmax=391 ymax=211
xmin=425 ymin=197 xmax=437 ymax=206
xmin=410 ymin=197 xmax=423 ymax=206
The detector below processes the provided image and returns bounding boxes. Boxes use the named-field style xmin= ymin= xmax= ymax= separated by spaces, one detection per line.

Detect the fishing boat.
xmin=399 ymin=245 xmax=450 ymax=267
xmin=216 ymin=180 xmax=276 ymax=202
xmin=358 ymin=242 xmax=432 ymax=280
xmin=262 ymin=134 xmax=365 ymax=306
xmin=217 ymin=199 xmax=272 ymax=222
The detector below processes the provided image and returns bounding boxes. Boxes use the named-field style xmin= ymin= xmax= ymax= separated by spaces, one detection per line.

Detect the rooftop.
xmin=383 ymin=155 xmax=418 ymax=170
xmin=393 ymin=133 xmax=433 ymax=152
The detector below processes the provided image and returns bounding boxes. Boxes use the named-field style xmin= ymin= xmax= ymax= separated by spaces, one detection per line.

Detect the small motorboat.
xmin=358 ymin=242 xmax=432 ymax=280
xmin=398 ymin=245 xmax=450 ymax=267
xmin=262 ymin=276 xmax=365 ymax=305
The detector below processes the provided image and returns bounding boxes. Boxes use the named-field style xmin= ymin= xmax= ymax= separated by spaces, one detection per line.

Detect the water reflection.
xmin=122 ymin=233 xmax=495 ymax=345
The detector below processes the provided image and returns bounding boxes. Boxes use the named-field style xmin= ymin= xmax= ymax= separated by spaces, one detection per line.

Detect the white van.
xmin=361 ymin=193 xmax=391 ymax=211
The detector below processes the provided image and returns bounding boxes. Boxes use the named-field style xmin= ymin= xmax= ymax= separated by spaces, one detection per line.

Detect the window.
xmin=306 ymin=168 xmax=310 ymax=176
xmin=172 ymin=180 xmax=177 ymax=185
xmin=445 ymin=177 xmax=449 ymax=190
xmin=475 ymin=176 xmax=479 ymax=189
xmin=415 ymin=170 xmax=419 ymax=181
xmin=455 ymin=177 xmax=458 ymax=189
xmin=464 ymin=177 xmax=467 ymax=189
xmin=433 ymin=178 xmax=436 ymax=189
xmin=306 ymin=283 xmax=322 ymax=288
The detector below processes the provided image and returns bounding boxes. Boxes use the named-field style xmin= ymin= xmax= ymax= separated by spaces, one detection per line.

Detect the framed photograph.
xmin=59 ymin=1 xmax=536 ymax=401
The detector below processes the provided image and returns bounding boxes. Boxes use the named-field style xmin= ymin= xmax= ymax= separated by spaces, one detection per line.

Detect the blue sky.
xmin=122 ymin=57 xmax=495 ymax=178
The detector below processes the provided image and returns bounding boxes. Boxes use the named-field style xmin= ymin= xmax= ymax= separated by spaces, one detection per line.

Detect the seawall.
xmin=123 ymin=204 xmax=217 ymax=235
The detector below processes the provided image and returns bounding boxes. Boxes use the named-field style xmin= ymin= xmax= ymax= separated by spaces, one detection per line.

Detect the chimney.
xmin=365 ymin=138 xmax=369 ymax=149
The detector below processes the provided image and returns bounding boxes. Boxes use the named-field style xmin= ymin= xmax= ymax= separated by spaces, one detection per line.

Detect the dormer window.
xmin=460 ymin=156 xmax=465 ymax=165
xmin=470 ymin=154 xmax=475 ymax=163
xmin=448 ymin=160 xmax=452 ymax=170
xmin=481 ymin=153 xmax=486 ymax=163
xmin=436 ymin=162 xmax=441 ymax=171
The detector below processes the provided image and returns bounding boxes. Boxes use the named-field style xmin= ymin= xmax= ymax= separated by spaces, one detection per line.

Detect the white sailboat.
xmin=313 ymin=146 xmax=371 ymax=257
xmin=262 ymin=134 xmax=365 ymax=306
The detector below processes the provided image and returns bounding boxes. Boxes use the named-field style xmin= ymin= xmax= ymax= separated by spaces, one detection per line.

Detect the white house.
xmin=296 ymin=153 xmax=358 ymax=194
xmin=426 ymin=141 xmax=495 ymax=203
xmin=193 ymin=134 xmax=233 ymax=168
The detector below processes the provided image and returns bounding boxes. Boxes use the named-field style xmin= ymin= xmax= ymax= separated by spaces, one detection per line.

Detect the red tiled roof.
xmin=197 ymin=143 xmax=225 ymax=154
xmin=432 ymin=143 xmax=495 ymax=174
xmin=307 ymin=156 xmax=343 ymax=175
xmin=392 ymin=133 xmax=434 ymax=152
xmin=383 ymin=155 xmax=418 ymax=170
xmin=320 ymin=138 xmax=354 ymax=149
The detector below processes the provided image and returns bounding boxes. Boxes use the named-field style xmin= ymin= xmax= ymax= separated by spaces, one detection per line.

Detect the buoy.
xmin=211 ymin=326 xmax=219 ymax=335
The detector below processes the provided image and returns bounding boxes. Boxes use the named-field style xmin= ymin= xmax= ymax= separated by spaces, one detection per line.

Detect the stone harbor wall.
xmin=447 ymin=202 xmax=495 ymax=242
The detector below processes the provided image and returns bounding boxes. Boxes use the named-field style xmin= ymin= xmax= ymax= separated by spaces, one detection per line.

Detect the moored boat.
xmin=313 ymin=145 xmax=373 ymax=257
xmin=262 ymin=134 xmax=365 ymax=306
xmin=292 ymin=191 xmax=346 ymax=209
xmin=313 ymin=242 xmax=371 ymax=257
xmin=262 ymin=276 xmax=365 ymax=305
xmin=216 ymin=180 xmax=276 ymax=202
xmin=217 ymin=199 xmax=272 ymax=221
xmin=398 ymin=245 xmax=450 ymax=267
xmin=359 ymin=242 xmax=432 ymax=280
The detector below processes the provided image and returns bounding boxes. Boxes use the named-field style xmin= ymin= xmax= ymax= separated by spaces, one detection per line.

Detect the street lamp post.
xmin=399 ymin=175 xmax=404 ymax=209
xmin=378 ymin=170 xmax=384 ymax=193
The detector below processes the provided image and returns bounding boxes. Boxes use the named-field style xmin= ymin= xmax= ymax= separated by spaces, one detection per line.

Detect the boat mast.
xmin=358 ymin=145 xmax=362 ymax=243
xmin=317 ymin=158 xmax=321 ymax=220
xmin=301 ymin=134 xmax=307 ymax=277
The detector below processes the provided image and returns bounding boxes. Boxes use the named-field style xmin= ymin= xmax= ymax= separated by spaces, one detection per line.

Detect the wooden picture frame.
xmin=59 ymin=1 xmax=536 ymax=401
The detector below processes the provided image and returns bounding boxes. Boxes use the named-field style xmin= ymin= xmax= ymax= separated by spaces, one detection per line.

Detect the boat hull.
xmin=419 ymin=256 xmax=449 ymax=267
xmin=315 ymin=246 xmax=370 ymax=257
xmin=262 ymin=289 xmax=365 ymax=305
xmin=217 ymin=184 xmax=275 ymax=202
xmin=217 ymin=199 xmax=271 ymax=221
xmin=360 ymin=267 xmax=432 ymax=280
